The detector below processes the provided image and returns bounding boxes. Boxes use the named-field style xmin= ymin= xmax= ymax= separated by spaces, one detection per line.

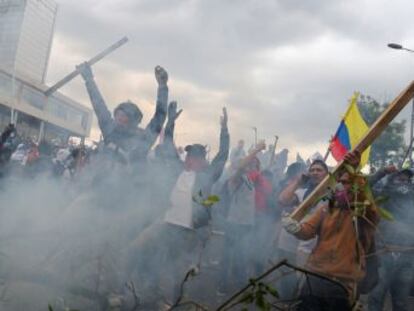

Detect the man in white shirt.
xmin=123 ymin=104 xmax=229 ymax=307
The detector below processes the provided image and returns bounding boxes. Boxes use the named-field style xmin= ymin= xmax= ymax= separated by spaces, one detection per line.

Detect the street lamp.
xmin=388 ymin=42 xmax=414 ymax=167
xmin=388 ymin=43 xmax=414 ymax=53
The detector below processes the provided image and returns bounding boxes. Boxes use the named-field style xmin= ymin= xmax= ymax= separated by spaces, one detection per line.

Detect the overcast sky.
xmin=46 ymin=0 xmax=414 ymax=162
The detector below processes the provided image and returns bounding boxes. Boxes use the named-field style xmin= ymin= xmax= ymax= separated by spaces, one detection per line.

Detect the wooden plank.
xmin=291 ymin=81 xmax=414 ymax=221
xmin=45 ymin=36 xmax=128 ymax=96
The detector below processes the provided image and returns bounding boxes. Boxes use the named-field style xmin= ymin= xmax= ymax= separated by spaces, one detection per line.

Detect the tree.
xmin=357 ymin=94 xmax=407 ymax=169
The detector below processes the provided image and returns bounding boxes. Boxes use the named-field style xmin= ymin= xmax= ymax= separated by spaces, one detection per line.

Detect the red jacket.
xmin=247 ymin=170 xmax=273 ymax=212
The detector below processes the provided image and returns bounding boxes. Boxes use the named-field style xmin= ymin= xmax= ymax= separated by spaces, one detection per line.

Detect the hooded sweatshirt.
xmin=82 ymin=72 xmax=168 ymax=164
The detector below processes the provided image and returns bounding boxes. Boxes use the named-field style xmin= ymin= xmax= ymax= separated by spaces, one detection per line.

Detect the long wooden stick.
xmin=323 ymin=136 xmax=333 ymax=162
xmin=45 ymin=36 xmax=128 ymax=96
xmin=291 ymin=81 xmax=414 ymax=221
xmin=268 ymin=135 xmax=279 ymax=168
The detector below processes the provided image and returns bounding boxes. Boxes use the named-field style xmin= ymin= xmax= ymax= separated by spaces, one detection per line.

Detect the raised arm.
xmin=209 ymin=108 xmax=230 ymax=183
xmin=162 ymin=101 xmax=183 ymax=165
xmin=144 ymin=66 xmax=169 ymax=146
xmin=278 ymin=175 xmax=303 ymax=206
xmin=77 ymin=62 xmax=114 ymax=139
xmin=0 ymin=124 xmax=16 ymax=147
xmin=228 ymin=141 xmax=266 ymax=189
xmin=368 ymin=165 xmax=397 ymax=186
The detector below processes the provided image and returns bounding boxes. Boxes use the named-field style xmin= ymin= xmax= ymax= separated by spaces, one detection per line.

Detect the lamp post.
xmin=388 ymin=43 xmax=414 ymax=53
xmin=388 ymin=42 xmax=414 ymax=167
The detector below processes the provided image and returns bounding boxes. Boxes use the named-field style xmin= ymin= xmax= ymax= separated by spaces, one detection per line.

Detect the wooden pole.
xmin=323 ymin=146 xmax=330 ymax=162
xmin=291 ymin=81 xmax=414 ymax=221
xmin=44 ymin=37 xmax=129 ymax=96
xmin=268 ymin=135 xmax=279 ymax=168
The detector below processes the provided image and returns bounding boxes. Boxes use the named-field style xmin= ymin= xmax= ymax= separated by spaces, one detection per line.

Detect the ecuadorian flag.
xmin=330 ymin=92 xmax=371 ymax=167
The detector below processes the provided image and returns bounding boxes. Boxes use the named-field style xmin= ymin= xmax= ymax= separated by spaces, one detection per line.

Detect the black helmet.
xmin=114 ymin=101 xmax=143 ymax=127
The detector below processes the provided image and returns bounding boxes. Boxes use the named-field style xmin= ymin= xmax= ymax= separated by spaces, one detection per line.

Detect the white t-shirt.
xmin=164 ymin=170 xmax=196 ymax=229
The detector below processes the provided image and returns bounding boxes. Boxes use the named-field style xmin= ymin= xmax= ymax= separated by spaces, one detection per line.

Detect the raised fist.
xmin=344 ymin=150 xmax=361 ymax=168
xmin=220 ymin=107 xmax=228 ymax=128
xmin=282 ymin=214 xmax=301 ymax=234
xmin=155 ymin=66 xmax=168 ymax=85
xmin=4 ymin=123 xmax=15 ymax=134
xmin=1 ymin=123 xmax=16 ymax=143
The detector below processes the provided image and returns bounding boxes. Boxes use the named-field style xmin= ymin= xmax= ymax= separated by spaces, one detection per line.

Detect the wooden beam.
xmin=291 ymin=81 xmax=414 ymax=221
xmin=45 ymin=36 xmax=128 ymax=96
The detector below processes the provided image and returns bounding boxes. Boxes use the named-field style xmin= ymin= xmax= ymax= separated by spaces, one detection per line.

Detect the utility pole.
xmin=388 ymin=43 xmax=414 ymax=167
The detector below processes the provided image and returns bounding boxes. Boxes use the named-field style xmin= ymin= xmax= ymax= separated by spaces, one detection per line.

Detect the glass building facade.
xmin=0 ymin=0 xmax=93 ymax=142
xmin=0 ymin=0 xmax=57 ymax=84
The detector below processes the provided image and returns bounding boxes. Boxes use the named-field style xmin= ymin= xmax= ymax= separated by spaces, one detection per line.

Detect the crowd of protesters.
xmin=0 ymin=64 xmax=412 ymax=311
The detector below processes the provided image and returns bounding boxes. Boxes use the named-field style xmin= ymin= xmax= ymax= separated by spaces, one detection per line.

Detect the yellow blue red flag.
xmin=330 ymin=92 xmax=371 ymax=167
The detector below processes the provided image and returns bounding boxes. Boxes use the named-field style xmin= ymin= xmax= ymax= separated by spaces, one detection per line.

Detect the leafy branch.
xmin=216 ymin=259 xmax=348 ymax=311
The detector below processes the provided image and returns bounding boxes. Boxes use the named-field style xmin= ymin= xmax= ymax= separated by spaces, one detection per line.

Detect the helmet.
xmin=114 ymin=101 xmax=143 ymax=127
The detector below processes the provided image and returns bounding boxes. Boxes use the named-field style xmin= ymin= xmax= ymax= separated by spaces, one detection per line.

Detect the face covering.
xmin=185 ymin=157 xmax=207 ymax=172
xmin=334 ymin=183 xmax=350 ymax=207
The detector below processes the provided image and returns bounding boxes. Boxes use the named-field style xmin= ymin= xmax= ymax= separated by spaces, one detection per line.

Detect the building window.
xmin=21 ymin=85 xmax=46 ymax=109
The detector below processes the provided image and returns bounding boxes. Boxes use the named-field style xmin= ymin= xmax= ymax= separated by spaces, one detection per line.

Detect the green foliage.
xmin=374 ymin=195 xmax=389 ymax=205
xmin=201 ymin=195 xmax=220 ymax=208
xmin=378 ymin=207 xmax=394 ymax=221
xmin=344 ymin=164 xmax=356 ymax=175
xmin=339 ymin=167 xmax=395 ymax=221
xmin=235 ymin=279 xmax=279 ymax=311
xmin=314 ymin=173 xmax=337 ymax=206
xmin=328 ymin=172 xmax=337 ymax=186
xmin=192 ymin=191 xmax=221 ymax=208
xmin=357 ymin=94 xmax=406 ymax=169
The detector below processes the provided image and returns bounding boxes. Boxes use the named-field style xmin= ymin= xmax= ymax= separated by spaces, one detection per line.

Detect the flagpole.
xmin=323 ymin=136 xmax=333 ymax=162
xmin=323 ymin=147 xmax=330 ymax=162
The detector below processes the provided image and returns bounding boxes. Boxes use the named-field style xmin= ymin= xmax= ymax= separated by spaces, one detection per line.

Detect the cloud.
xmin=47 ymin=0 xmax=414 ymax=161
